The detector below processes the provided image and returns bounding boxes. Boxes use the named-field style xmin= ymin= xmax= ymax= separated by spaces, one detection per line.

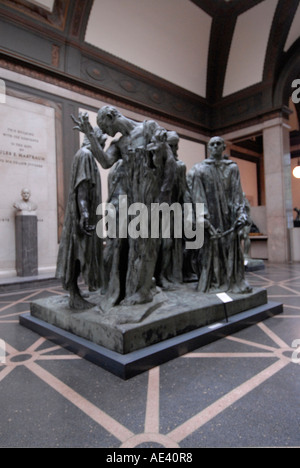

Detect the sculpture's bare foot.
xmin=241 ymin=284 xmax=252 ymax=294
xmin=121 ymin=290 xmax=153 ymax=306
xmin=229 ymin=281 xmax=252 ymax=294
xmin=158 ymin=277 xmax=177 ymax=291
xmin=69 ymin=293 xmax=94 ymax=310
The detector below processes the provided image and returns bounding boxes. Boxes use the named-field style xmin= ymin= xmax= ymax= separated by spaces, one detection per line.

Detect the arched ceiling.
xmin=0 ymin=0 xmax=299 ymax=133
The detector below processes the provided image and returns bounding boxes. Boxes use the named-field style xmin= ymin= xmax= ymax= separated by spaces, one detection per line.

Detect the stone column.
xmin=263 ymin=118 xmax=293 ymax=263
xmin=15 ymin=215 xmax=38 ymax=276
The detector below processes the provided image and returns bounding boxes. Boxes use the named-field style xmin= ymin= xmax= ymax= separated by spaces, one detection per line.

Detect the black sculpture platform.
xmin=19 ymin=285 xmax=283 ymax=379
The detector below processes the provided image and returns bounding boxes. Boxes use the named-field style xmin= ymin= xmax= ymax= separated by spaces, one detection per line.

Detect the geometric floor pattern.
xmin=0 ymin=262 xmax=299 ymax=447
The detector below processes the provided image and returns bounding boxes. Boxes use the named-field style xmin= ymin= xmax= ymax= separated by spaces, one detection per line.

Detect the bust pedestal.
xmin=15 ymin=214 xmax=38 ymax=276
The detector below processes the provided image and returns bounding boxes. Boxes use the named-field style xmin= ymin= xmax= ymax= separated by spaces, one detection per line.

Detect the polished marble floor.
xmin=0 ymin=262 xmax=300 ymax=448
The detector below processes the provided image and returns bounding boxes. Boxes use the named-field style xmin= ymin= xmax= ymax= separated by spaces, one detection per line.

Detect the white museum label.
xmin=216 ymin=292 xmax=233 ymax=303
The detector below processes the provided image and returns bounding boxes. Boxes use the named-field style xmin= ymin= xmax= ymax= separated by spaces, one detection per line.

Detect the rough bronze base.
xmin=28 ymin=285 xmax=268 ymax=354
xmin=20 ymin=299 xmax=283 ymax=379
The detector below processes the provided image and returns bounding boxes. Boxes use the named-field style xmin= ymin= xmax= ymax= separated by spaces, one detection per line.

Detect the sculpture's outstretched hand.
xmin=154 ymin=128 xmax=168 ymax=142
xmin=71 ymin=112 xmax=93 ymax=136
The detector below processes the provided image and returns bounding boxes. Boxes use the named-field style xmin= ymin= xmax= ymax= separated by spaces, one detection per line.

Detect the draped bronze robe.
xmin=56 ymin=145 xmax=104 ymax=291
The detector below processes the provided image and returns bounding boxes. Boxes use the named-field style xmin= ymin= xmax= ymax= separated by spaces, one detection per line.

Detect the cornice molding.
xmin=0 ymin=0 xmax=70 ymax=31
xmin=1 ymin=0 xmax=299 ymax=136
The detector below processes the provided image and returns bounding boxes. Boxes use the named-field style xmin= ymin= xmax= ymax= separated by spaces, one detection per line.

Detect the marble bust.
xmin=13 ymin=188 xmax=37 ymax=215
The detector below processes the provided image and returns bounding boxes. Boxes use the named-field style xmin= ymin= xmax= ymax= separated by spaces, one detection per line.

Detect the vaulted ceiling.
xmin=0 ymin=0 xmax=299 ymax=134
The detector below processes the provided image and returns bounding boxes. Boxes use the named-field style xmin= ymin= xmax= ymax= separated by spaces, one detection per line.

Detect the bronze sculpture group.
xmin=56 ymin=106 xmax=252 ymax=310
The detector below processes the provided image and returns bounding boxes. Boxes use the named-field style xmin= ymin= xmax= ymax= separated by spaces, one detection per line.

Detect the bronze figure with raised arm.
xmin=72 ymin=106 xmax=177 ymax=308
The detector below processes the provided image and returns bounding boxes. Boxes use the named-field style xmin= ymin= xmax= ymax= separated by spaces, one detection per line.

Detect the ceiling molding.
xmin=263 ymin=0 xmax=299 ymax=83
xmin=0 ymin=0 xmax=70 ymax=31
xmin=206 ymin=11 xmax=237 ymax=103
xmin=0 ymin=0 xmax=299 ymax=137
xmin=65 ymin=0 xmax=93 ymax=41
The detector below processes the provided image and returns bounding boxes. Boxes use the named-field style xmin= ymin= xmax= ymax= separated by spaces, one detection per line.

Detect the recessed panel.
xmin=223 ymin=0 xmax=277 ymax=96
xmin=284 ymin=4 xmax=300 ymax=51
xmin=27 ymin=0 xmax=55 ymax=12
xmin=85 ymin=0 xmax=212 ymax=97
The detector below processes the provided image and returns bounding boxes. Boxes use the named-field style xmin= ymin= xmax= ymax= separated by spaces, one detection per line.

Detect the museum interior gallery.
xmin=0 ymin=0 xmax=300 ymax=449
